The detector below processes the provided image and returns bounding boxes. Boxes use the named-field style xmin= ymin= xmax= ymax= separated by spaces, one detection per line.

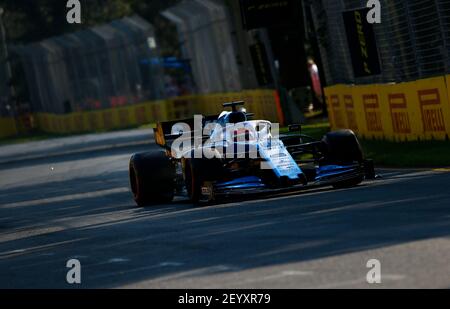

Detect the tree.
xmin=1 ymin=0 xmax=180 ymax=56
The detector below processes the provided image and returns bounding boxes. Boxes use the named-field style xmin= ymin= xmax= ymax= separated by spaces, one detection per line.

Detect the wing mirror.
xmin=288 ymin=124 xmax=302 ymax=133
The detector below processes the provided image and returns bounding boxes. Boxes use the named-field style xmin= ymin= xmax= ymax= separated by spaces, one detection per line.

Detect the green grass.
xmin=284 ymin=122 xmax=450 ymax=168
xmin=280 ymin=122 xmax=330 ymax=140
xmin=298 ymin=122 xmax=331 ymax=139
xmin=2 ymin=121 xmax=450 ymax=168
xmin=361 ymin=139 xmax=450 ymax=168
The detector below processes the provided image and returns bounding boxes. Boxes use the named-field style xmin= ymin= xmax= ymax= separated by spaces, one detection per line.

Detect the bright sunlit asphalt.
xmin=0 ymin=129 xmax=450 ymax=288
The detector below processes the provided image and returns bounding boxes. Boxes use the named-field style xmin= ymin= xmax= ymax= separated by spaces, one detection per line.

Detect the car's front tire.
xmin=322 ymin=130 xmax=365 ymax=189
xmin=322 ymin=129 xmax=364 ymax=164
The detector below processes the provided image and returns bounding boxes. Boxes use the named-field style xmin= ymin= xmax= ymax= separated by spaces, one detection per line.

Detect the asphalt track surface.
xmin=0 ymin=129 xmax=450 ymax=288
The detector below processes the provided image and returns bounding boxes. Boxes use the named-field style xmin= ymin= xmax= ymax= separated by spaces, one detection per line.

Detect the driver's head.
xmin=227 ymin=111 xmax=247 ymax=124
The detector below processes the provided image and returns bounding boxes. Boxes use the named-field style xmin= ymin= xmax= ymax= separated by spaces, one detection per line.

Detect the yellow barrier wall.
xmin=0 ymin=117 xmax=18 ymax=138
xmin=325 ymin=76 xmax=450 ymax=141
xmin=35 ymin=100 xmax=169 ymax=134
xmin=33 ymin=90 xmax=280 ymax=135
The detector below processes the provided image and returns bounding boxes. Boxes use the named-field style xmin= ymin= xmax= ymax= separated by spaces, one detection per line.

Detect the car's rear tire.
xmin=322 ymin=130 xmax=364 ymax=189
xmin=129 ymin=151 xmax=175 ymax=207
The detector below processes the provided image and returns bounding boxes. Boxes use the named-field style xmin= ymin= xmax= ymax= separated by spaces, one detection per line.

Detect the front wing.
xmin=198 ymin=163 xmax=366 ymax=203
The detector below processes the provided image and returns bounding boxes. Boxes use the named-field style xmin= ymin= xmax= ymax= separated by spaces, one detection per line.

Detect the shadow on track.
xmin=0 ymin=160 xmax=449 ymax=287
xmin=0 ymin=142 xmax=158 ymax=172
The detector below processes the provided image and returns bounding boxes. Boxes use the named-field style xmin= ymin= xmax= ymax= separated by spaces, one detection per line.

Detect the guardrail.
xmin=324 ymin=75 xmax=450 ymax=141
xmin=0 ymin=89 xmax=281 ymax=138
xmin=0 ymin=117 xmax=18 ymax=139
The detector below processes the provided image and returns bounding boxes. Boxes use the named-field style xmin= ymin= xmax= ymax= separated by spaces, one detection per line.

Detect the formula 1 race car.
xmin=129 ymin=101 xmax=375 ymax=206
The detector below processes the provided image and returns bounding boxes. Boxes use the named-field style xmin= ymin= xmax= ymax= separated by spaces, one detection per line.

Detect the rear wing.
xmin=154 ymin=115 xmax=219 ymax=149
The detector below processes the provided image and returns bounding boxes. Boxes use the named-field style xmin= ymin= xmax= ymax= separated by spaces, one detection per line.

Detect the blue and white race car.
xmin=129 ymin=101 xmax=375 ymax=206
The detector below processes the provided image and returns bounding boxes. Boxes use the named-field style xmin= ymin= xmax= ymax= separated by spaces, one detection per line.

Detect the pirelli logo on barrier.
xmin=363 ymin=94 xmax=383 ymax=132
xmin=330 ymin=95 xmax=346 ymax=129
xmin=389 ymin=94 xmax=411 ymax=134
xmin=324 ymin=76 xmax=450 ymax=141
xmin=344 ymin=95 xmax=358 ymax=131
xmin=418 ymin=89 xmax=446 ymax=133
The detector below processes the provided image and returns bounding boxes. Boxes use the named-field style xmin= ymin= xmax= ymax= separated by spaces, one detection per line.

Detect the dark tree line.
xmin=0 ymin=0 xmax=181 ymax=56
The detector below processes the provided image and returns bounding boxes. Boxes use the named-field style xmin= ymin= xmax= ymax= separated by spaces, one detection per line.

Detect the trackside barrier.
xmin=32 ymin=90 xmax=281 ymax=135
xmin=0 ymin=117 xmax=18 ymax=139
xmin=324 ymin=76 xmax=450 ymax=141
xmin=35 ymin=100 xmax=168 ymax=135
xmin=164 ymin=90 xmax=281 ymax=123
